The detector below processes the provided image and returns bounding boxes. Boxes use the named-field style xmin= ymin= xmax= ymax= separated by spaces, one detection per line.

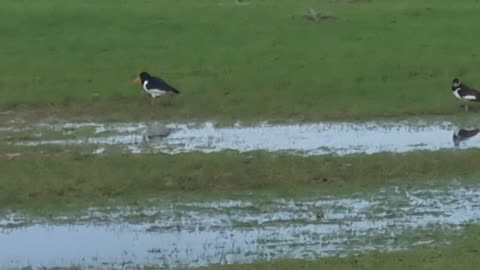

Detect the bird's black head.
xmin=452 ymin=78 xmax=462 ymax=88
xmin=139 ymin=72 xmax=151 ymax=81
xmin=133 ymin=71 xmax=152 ymax=84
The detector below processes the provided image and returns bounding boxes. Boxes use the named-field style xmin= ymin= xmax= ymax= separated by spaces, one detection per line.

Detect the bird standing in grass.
xmin=133 ymin=72 xmax=180 ymax=104
xmin=451 ymin=78 xmax=480 ymax=111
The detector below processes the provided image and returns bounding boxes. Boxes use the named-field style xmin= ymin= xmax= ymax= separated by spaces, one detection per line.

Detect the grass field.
xmin=3 ymin=0 xmax=480 ymax=268
xmin=2 ymin=148 xmax=480 ymax=212
xmin=2 ymin=0 xmax=480 ymax=121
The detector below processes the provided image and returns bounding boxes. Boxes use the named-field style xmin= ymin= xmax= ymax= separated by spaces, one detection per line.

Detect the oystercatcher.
xmin=451 ymin=78 xmax=480 ymax=111
xmin=133 ymin=72 xmax=180 ymax=104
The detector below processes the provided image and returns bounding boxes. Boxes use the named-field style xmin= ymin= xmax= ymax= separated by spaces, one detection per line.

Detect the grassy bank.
xmin=2 ymin=148 xmax=480 ymax=211
xmin=2 ymin=0 xmax=480 ymax=121
xmin=181 ymin=225 xmax=480 ymax=270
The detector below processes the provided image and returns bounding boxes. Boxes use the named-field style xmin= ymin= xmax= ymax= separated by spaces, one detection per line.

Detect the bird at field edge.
xmin=133 ymin=71 xmax=180 ymax=104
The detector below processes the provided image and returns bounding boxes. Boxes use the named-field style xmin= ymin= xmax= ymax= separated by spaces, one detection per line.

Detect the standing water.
xmin=3 ymin=119 xmax=480 ymax=155
xmin=1 ymin=183 xmax=480 ymax=269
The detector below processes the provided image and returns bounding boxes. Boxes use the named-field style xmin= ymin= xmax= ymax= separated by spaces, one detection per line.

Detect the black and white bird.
xmin=453 ymin=128 xmax=480 ymax=147
xmin=451 ymin=78 xmax=480 ymax=111
xmin=133 ymin=72 xmax=180 ymax=104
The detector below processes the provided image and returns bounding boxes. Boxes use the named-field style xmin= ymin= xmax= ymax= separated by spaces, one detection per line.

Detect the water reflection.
xmin=5 ymin=120 xmax=480 ymax=155
xmin=453 ymin=128 xmax=480 ymax=147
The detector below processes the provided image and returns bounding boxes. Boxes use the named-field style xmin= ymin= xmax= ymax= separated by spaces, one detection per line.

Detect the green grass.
xmin=2 ymin=147 xmax=480 ymax=211
xmin=2 ymin=0 xmax=480 ymax=121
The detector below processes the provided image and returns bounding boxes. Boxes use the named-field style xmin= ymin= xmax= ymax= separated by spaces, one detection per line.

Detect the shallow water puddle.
xmin=3 ymin=120 xmax=480 ymax=155
xmin=1 ymin=183 xmax=480 ymax=268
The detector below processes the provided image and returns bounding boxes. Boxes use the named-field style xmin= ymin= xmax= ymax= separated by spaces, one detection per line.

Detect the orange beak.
xmin=132 ymin=76 xmax=140 ymax=83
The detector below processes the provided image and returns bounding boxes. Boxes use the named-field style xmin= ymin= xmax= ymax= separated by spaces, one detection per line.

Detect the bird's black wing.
xmin=149 ymin=76 xmax=180 ymax=94
xmin=455 ymin=83 xmax=480 ymax=101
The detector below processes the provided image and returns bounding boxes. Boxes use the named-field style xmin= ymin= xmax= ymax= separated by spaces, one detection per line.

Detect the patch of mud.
xmin=1 ymin=183 xmax=480 ymax=269
xmin=3 ymin=120 xmax=480 ymax=156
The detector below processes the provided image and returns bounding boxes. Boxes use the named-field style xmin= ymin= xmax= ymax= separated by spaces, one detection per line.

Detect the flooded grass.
xmin=1 ymin=183 xmax=479 ymax=269
xmin=185 ymin=224 xmax=480 ymax=270
xmin=2 ymin=120 xmax=480 ymax=269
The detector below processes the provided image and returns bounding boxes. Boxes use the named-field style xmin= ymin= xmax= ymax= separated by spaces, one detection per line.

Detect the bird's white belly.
xmin=148 ymin=89 xmax=167 ymax=97
xmin=143 ymin=81 xmax=150 ymax=92
xmin=143 ymin=80 xmax=167 ymax=98
xmin=453 ymin=90 xmax=464 ymax=101
xmin=453 ymin=89 xmax=475 ymax=101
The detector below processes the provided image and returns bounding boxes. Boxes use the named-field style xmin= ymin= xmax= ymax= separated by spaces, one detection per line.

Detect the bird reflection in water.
xmin=453 ymin=128 xmax=480 ymax=147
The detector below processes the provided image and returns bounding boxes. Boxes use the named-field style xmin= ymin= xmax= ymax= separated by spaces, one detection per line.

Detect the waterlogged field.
xmin=3 ymin=117 xmax=480 ymax=269
xmin=4 ymin=0 xmax=480 ymax=269
xmin=2 ymin=182 xmax=480 ymax=268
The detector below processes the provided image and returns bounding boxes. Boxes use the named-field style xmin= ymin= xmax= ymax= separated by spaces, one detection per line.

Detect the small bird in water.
xmin=133 ymin=72 xmax=180 ymax=104
xmin=451 ymin=78 xmax=480 ymax=111
xmin=453 ymin=128 xmax=480 ymax=147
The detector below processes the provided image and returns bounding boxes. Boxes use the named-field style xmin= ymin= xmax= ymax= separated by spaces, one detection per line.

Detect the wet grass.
xmin=2 ymin=0 xmax=480 ymax=122
xmin=2 ymin=148 xmax=480 ymax=212
xmin=182 ymin=225 xmax=480 ymax=270
xmin=38 ymin=225 xmax=480 ymax=270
